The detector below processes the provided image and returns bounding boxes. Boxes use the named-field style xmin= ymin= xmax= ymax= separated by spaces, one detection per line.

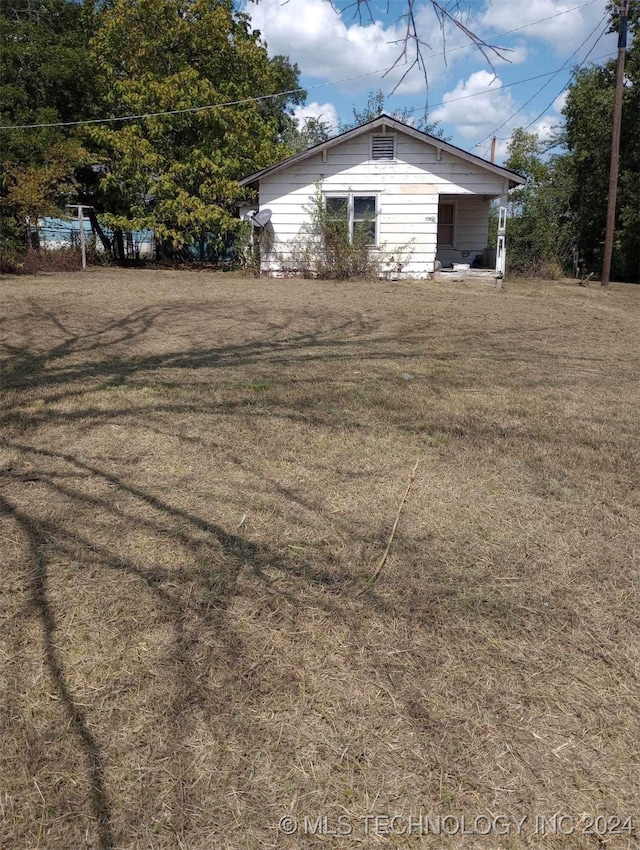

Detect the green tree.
xmin=501 ymin=5 xmax=639 ymax=282
xmin=281 ymin=116 xmax=333 ymax=153
xmin=503 ymin=128 xmax=573 ymax=277
xmin=339 ymin=89 xmax=449 ymax=139
xmin=0 ymin=0 xmax=98 ymax=248
xmin=86 ymin=0 xmax=305 ymax=258
xmin=561 ymin=21 xmax=640 ymax=282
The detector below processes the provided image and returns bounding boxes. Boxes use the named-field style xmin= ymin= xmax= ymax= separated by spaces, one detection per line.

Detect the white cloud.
xmin=553 ymin=90 xmax=568 ymax=113
xmin=247 ymin=0 xmax=405 ymax=88
xmin=529 ymin=116 xmax=558 ymax=143
xmin=430 ymin=70 xmax=518 ymax=138
xmin=429 ymin=62 xmax=570 ymax=159
xmin=293 ymin=101 xmax=339 ymax=131
xmin=244 ymin=0 xmax=613 ymax=153
xmin=478 ymin=0 xmax=611 ymax=55
xmin=246 ymin=0 xmax=614 ymax=99
xmin=244 ymin=0 xmax=468 ymax=95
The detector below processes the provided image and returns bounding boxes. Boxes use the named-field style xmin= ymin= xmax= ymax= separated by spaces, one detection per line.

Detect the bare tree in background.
xmin=332 ymin=0 xmax=509 ymax=95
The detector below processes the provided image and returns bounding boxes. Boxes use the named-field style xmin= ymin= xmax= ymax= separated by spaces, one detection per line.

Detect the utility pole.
xmin=601 ymin=0 xmax=629 ymax=287
xmin=490 ymin=137 xmax=497 ymax=164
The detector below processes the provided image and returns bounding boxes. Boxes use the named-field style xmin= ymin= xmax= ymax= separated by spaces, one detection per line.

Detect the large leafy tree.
xmin=561 ymin=5 xmax=639 ymax=282
xmin=0 ymin=0 xmax=98 ymax=247
xmin=86 ymin=0 xmax=305 ymax=256
xmin=501 ymin=6 xmax=639 ymax=282
xmin=503 ymin=129 xmax=573 ymax=277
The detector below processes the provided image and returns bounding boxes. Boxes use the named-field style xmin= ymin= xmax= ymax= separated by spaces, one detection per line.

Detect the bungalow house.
xmin=239 ymin=114 xmax=526 ymax=279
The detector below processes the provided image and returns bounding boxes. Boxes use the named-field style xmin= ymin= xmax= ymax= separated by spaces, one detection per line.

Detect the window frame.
xmin=323 ymin=192 xmax=379 ymax=247
xmin=437 ymin=200 xmax=457 ymax=248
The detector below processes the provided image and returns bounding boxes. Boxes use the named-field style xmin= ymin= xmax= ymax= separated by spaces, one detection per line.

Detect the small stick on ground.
xmin=358 ymin=460 xmax=420 ymax=594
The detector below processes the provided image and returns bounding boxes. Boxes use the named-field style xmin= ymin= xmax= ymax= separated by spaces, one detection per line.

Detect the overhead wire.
xmin=513 ymin=24 xmax=613 ymax=135
xmin=389 ymin=50 xmax=616 ymax=121
xmin=0 ymin=0 xmax=608 ymax=131
xmin=473 ymin=11 xmax=612 ymax=149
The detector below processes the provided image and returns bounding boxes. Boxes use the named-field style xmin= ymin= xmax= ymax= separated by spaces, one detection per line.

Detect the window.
xmin=324 ymin=194 xmax=377 ymax=245
xmin=437 ymin=202 xmax=455 ymax=246
xmin=372 ymin=135 xmax=395 ymax=160
xmin=353 ymin=196 xmax=376 ymax=244
xmin=325 ymin=196 xmax=349 ymax=240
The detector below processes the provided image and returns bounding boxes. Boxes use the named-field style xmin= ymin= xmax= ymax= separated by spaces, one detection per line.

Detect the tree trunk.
xmin=114 ymin=227 xmax=126 ymax=265
xmin=87 ymin=208 xmax=112 ymax=256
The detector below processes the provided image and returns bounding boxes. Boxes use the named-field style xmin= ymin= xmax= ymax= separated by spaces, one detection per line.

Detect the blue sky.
xmin=243 ymin=0 xmax=620 ymax=162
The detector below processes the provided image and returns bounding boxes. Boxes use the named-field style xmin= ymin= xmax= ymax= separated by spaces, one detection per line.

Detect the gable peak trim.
xmin=238 ymin=113 xmax=526 ymax=188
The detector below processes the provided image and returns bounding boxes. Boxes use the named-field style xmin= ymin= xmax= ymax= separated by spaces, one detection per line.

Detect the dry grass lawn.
xmin=1 ymin=269 xmax=639 ymax=849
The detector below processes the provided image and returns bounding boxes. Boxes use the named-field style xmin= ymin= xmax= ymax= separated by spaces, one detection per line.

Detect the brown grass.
xmin=1 ymin=269 xmax=639 ymax=849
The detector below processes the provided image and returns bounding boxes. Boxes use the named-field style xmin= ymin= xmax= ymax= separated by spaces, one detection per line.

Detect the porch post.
xmin=495 ymin=181 xmax=508 ymax=281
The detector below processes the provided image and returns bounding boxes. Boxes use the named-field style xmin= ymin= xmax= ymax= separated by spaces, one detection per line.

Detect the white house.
xmin=239 ymin=114 xmax=526 ymax=279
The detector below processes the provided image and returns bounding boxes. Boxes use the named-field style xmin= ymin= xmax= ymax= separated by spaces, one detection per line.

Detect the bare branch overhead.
xmin=328 ymin=0 xmax=511 ymax=100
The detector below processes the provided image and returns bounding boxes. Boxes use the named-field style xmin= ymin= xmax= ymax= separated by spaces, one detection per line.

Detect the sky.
xmin=242 ymin=0 xmax=620 ymax=163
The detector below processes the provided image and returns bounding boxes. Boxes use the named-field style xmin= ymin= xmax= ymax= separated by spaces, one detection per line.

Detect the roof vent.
xmin=372 ymin=135 xmax=395 ymax=160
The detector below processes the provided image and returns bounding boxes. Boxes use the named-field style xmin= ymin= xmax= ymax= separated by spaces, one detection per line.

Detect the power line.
xmin=0 ymin=0 xmax=607 ymax=131
xmin=1 ymin=47 xmax=617 ymax=140
xmin=438 ymin=0 xmax=603 ymax=54
xmin=396 ymin=50 xmax=616 ymax=120
xmin=515 ymin=26 xmax=613 ymax=135
xmin=473 ymin=13 xmax=611 ymax=149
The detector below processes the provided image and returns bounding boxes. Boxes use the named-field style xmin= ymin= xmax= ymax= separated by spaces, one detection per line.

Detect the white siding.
xmin=257 ymin=130 xmax=505 ymax=277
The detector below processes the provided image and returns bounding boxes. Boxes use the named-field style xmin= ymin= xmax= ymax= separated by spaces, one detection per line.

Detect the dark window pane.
xmin=354 ymin=196 xmax=376 ymax=244
xmin=354 ymin=196 xmax=376 ymax=218
xmin=326 ymin=197 xmax=348 ymax=217
xmin=354 ymin=221 xmax=376 ymax=245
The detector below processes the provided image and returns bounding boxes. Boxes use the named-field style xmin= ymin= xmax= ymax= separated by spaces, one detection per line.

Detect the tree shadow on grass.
xmin=2 ymin=298 xmax=619 ymax=846
xmin=0 ymin=299 xmax=429 ymax=400
xmin=1 ymin=302 xmax=382 ymax=844
xmin=0 ymin=492 xmax=115 ymax=850
xmin=1 ymin=438 xmax=600 ymax=846
xmin=0 ymin=438 xmax=357 ymax=846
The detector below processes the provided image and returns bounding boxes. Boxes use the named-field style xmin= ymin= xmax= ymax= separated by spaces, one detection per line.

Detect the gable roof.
xmin=239 ymin=113 xmax=526 ymax=190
